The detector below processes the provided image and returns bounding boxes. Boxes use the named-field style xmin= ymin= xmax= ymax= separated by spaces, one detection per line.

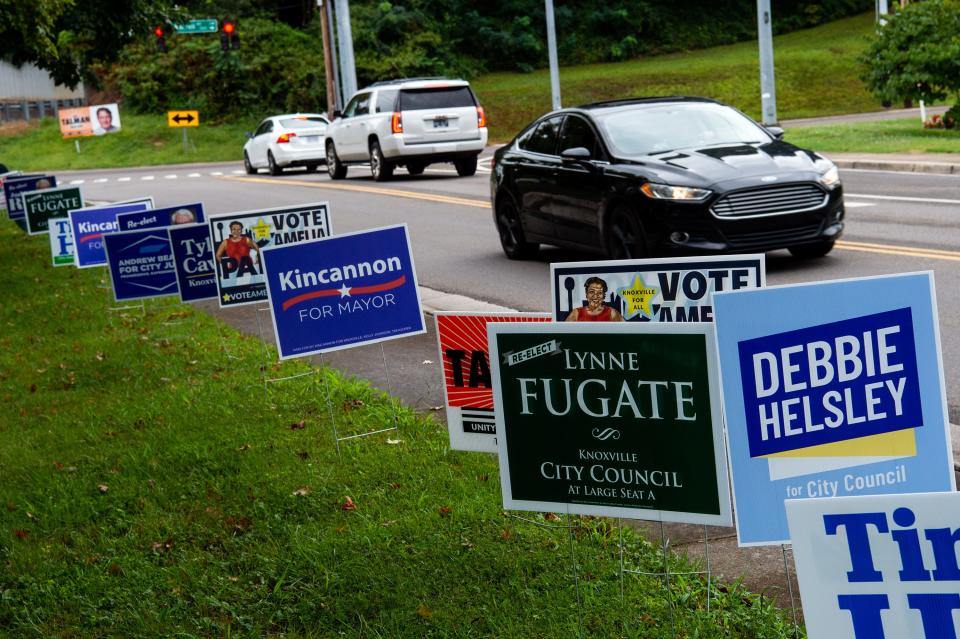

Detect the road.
xmin=59 ymin=158 xmax=960 ymax=422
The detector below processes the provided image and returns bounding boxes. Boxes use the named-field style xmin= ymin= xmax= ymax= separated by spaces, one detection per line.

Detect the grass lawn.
xmin=0 ymin=220 xmax=802 ymax=636
xmin=784 ymin=118 xmax=960 ymax=154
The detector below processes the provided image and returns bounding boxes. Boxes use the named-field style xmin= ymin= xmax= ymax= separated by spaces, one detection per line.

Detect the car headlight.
xmin=818 ymin=164 xmax=841 ymax=189
xmin=641 ymin=182 xmax=712 ymax=201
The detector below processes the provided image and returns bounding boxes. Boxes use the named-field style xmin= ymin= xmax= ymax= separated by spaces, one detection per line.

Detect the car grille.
xmin=725 ymin=222 xmax=824 ymax=248
xmin=711 ymin=184 xmax=827 ymax=218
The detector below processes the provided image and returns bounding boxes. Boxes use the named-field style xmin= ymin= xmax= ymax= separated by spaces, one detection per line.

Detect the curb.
xmin=834 ymin=158 xmax=960 ymax=176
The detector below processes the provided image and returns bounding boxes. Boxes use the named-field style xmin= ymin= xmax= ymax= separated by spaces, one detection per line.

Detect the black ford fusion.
xmin=490 ymin=97 xmax=844 ymax=260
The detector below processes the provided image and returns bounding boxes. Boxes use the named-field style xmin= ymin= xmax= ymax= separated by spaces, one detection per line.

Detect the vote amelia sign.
xmin=787 ymin=492 xmax=960 ymax=639
xmin=488 ymin=322 xmax=731 ymax=525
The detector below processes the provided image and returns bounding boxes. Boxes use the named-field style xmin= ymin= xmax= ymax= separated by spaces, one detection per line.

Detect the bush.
xmin=101 ymin=18 xmax=327 ymax=120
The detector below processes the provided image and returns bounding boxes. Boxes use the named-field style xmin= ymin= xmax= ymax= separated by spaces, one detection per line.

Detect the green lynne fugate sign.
xmin=23 ymin=187 xmax=84 ymax=235
xmin=490 ymin=324 xmax=732 ymax=526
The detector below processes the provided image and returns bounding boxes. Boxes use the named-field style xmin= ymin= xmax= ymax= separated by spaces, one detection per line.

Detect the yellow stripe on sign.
xmin=167 ymin=111 xmax=200 ymax=127
xmin=221 ymin=175 xmax=490 ymax=209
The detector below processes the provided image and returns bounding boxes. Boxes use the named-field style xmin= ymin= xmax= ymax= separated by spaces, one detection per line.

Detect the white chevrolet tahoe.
xmin=324 ymin=77 xmax=488 ymax=181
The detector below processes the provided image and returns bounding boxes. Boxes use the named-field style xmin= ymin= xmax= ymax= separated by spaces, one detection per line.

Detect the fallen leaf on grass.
xmin=386 ymin=438 xmax=403 ymax=445
xmin=335 ymin=524 xmax=348 ymax=533
xmin=53 ymin=461 xmax=64 ymax=470
xmin=381 ymin=520 xmax=397 ymax=527
xmin=389 ymin=482 xmax=401 ymax=489
xmin=415 ymin=604 xmax=433 ymax=618
xmin=543 ymin=512 xmax=560 ymax=522
xmin=228 ymin=576 xmax=239 ymax=582
xmin=292 ymin=486 xmax=311 ymax=497
xmin=97 ymin=484 xmax=109 ymax=494
xmin=150 ymin=538 xmax=174 ymax=553
xmin=13 ymin=529 xmax=28 ymax=539
xmin=226 ymin=516 xmax=253 ymax=533
xmin=29 ymin=384 xmax=36 ymax=393
xmin=500 ymin=529 xmax=511 ymax=541
xmin=236 ymin=444 xmax=251 ymax=452
xmin=296 ymin=451 xmax=309 ymax=460
xmin=477 ymin=474 xmax=488 ymax=482
xmin=342 ymin=399 xmax=365 ymax=412
xmin=341 ymin=496 xmax=357 ymax=511
xmin=438 ymin=506 xmax=452 ymax=517
xmin=290 ymin=420 xmax=306 ymax=430
xmin=95 ymin=352 xmax=105 ymax=361
xmin=108 ymin=563 xmax=122 ymax=576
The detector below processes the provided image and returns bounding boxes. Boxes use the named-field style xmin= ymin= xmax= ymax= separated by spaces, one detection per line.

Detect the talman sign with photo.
xmin=489 ymin=322 xmax=731 ymax=525
xmin=550 ymin=255 xmax=764 ymax=323
xmin=435 ymin=312 xmax=551 ymax=453
xmin=262 ymin=224 xmax=425 ymax=358
xmin=787 ymin=492 xmax=960 ymax=639
xmin=208 ymin=203 xmax=331 ymax=307
xmin=714 ymin=272 xmax=955 ymax=546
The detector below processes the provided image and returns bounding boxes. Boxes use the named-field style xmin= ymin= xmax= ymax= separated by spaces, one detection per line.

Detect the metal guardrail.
xmin=0 ymin=98 xmax=85 ymax=122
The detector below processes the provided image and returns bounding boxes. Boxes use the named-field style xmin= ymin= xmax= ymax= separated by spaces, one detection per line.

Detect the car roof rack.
xmin=368 ymin=77 xmax=461 ymax=87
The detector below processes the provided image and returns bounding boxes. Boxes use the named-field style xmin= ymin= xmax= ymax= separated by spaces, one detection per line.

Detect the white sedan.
xmin=243 ymin=113 xmax=329 ymax=175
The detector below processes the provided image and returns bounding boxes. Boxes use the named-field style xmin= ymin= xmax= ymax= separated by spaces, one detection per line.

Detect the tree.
xmin=859 ymin=0 xmax=960 ymax=110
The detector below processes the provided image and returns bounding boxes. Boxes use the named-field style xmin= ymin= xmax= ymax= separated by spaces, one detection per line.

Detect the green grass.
xmin=784 ymin=118 xmax=960 ymax=154
xmin=0 ymin=114 xmax=258 ymax=171
xmin=0 ymin=220 xmax=803 ymax=637
xmin=474 ymin=12 xmax=887 ymax=142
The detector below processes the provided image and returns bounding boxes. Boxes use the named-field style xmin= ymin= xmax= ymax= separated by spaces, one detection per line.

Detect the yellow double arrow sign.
xmin=167 ymin=111 xmax=200 ymax=127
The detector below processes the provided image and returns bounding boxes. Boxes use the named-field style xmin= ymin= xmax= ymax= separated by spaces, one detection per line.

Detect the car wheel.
xmin=406 ymin=162 xmax=425 ymax=176
xmin=454 ymin=158 xmax=477 ymax=177
xmin=305 ymin=163 xmax=318 ymax=173
xmin=243 ymin=152 xmax=256 ymax=175
xmin=369 ymin=140 xmax=394 ymax=181
xmin=326 ymin=142 xmax=347 ymax=180
xmin=495 ymin=196 xmax=539 ymax=260
xmin=789 ymin=240 xmax=835 ymax=258
xmin=267 ymin=151 xmax=282 ymax=176
xmin=606 ymin=206 xmax=647 ymax=259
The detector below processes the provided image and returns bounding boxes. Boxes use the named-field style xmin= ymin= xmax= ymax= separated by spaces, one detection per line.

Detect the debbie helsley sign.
xmin=714 ymin=272 xmax=954 ymax=546
xmin=102 ymin=228 xmax=177 ymax=301
xmin=117 ymin=202 xmax=205 ymax=231
xmin=168 ymin=223 xmax=217 ymax=303
xmin=48 ymin=217 xmax=75 ymax=266
xmin=69 ymin=201 xmax=151 ymax=268
xmin=262 ymin=224 xmax=425 ymax=359
xmin=22 ymin=185 xmax=84 ymax=235
xmin=787 ymin=492 xmax=960 ymax=639
xmin=550 ymin=255 xmax=764 ymax=322
xmin=489 ymin=322 xmax=731 ymax=525
xmin=436 ymin=312 xmax=551 ymax=453
xmin=208 ymin=203 xmax=331 ymax=308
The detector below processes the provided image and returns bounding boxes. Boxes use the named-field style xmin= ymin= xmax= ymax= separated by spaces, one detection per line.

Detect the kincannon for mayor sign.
xmin=208 ymin=202 xmax=331 ymax=307
xmin=714 ymin=272 xmax=954 ymax=546
xmin=489 ymin=322 xmax=731 ymax=525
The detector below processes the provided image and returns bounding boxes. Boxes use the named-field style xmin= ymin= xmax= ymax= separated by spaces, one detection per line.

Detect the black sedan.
xmin=490 ymin=97 xmax=844 ymax=260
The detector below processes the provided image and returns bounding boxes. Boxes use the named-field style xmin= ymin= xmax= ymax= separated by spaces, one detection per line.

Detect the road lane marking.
xmin=70 ymin=180 xmax=84 ymax=185
xmin=210 ymin=171 xmax=223 ymax=176
xmin=841 ymin=168 xmax=960 ymax=178
xmin=141 ymin=176 xmax=155 ymax=181
xmin=118 ymin=177 xmax=131 ymax=182
xmin=164 ymin=174 xmax=178 ymax=180
xmin=844 ymin=202 xmax=875 ymax=208
xmin=846 ymin=192 xmax=960 ymax=205
xmin=188 ymin=173 xmax=201 ymax=178
xmin=837 ymin=240 xmax=960 ymax=262
xmin=94 ymin=178 xmax=108 ymax=183
xmin=221 ymin=175 xmax=490 ymax=209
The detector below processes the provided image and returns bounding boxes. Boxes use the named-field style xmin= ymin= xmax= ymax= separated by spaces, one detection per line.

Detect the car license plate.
xmin=302 ymin=135 xmax=321 ymax=143
xmin=433 ymin=118 xmax=449 ymax=128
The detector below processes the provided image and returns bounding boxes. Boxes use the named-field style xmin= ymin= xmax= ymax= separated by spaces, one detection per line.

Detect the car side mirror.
xmin=560 ymin=147 xmax=592 ymax=163
xmin=333 ymin=110 xmax=343 ymax=119
xmin=245 ymin=132 xmax=254 ymax=140
xmin=766 ymin=126 xmax=785 ymax=140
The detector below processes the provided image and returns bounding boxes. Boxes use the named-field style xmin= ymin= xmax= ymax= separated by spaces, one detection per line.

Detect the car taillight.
xmin=477 ymin=106 xmax=486 ymax=128
xmin=276 ymin=132 xmax=297 ymax=143
xmin=391 ymin=112 xmax=403 ymax=134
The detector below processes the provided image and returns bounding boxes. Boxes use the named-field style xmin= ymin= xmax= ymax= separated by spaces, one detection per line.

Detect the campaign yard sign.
xmin=5 ymin=175 xmax=55 ymax=228
xmin=22 ymin=185 xmax=84 ymax=235
xmin=262 ymin=224 xmax=425 ymax=359
xmin=787 ymin=492 xmax=960 ymax=639
xmin=209 ymin=202 xmax=331 ymax=308
xmin=48 ymin=217 xmax=75 ymax=266
xmin=489 ymin=322 xmax=731 ymax=525
xmin=69 ymin=202 xmax=151 ymax=268
xmin=714 ymin=272 xmax=954 ymax=547
xmin=436 ymin=312 xmax=551 ymax=453
xmin=550 ymin=255 xmax=764 ymax=323
xmin=117 ymin=202 xmax=204 ymax=231
xmin=0 ymin=170 xmax=22 ymax=215
xmin=102 ymin=228 xmax=177 ymax=301
xmin=168 ymin=224 xmax=217 ymax=303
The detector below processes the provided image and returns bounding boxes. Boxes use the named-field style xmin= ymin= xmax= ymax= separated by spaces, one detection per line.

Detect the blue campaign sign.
xmin=714 ymin=272 xmax=954 ymax=546
xmin=168 ymin=223 xmax=217 ymax=303
xmin=102 ymin=228 xmax=178 ymax=301
xmin=69 ymin=202 xmax=151 ymax=268
xmin=5 ymin=175 xmax=55 ymax=228
xmin=117 ymin=202 xmax=205 ymax=231
xmin=262 ymin=224 xmax=425 ymax=359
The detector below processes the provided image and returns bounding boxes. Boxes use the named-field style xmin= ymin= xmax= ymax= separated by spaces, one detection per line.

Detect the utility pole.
xmin=545 ymin=0 xmax=561 ymax=110
xmin=756 ymin=0 xmax=777 ymax=126
xmin=318 ymin=0 xmax=337 ymax=115
xmin=334 ymin=0 xmax=358 ymax=101
xmin=325 ymin=0 xmax=342 ymax=110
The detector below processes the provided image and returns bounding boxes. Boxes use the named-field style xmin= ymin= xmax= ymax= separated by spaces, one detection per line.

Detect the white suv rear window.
xmin=399 ymin=87 xmax=476 ymax=111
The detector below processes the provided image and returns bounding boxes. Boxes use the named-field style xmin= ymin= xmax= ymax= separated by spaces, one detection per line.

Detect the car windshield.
xmin=280 ymin=117 xmax=328 ymax=129
xmin=595 ymin=103 xmax=770 ymax=156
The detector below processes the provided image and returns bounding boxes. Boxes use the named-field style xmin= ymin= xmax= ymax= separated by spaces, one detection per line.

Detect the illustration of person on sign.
xmin=565 ymin=276 xmax=624 ymax=322
xmin=215 ymin=220 xmax=261 ymax=279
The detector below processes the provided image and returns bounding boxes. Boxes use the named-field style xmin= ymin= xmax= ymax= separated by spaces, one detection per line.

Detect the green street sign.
xmin=174 ymin=19 xmax=218 ymax=34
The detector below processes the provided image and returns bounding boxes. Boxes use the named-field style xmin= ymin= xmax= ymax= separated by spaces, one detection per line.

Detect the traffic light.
xmin=220 ymin=18 xmax=239 ymax=51
xmin=154 ymin=24 xmax=167 ymax=52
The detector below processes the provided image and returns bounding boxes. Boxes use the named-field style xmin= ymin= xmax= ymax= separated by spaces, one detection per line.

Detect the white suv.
xmin=324 ymin=78 xmax=488 ymax=181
